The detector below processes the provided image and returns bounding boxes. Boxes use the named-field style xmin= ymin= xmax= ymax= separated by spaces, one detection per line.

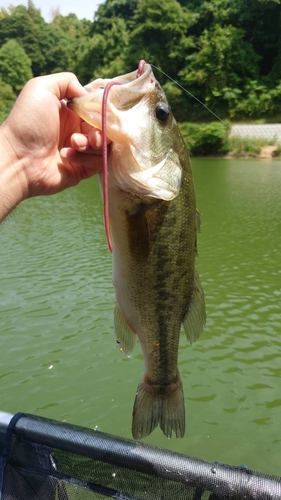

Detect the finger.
xmin=60 ymin=147 xmax=103 ymax=172
xmin=88 ymin=128 xmax=111 ymax=149
xmin=80 ymin=123 xmax=112 ymax=147
xmin=33 ymin=72 xmax=87 ymax=101
xmin=70 ymin=134 xmax=88 ymax=152
xmin=70 ymin=133 xmax=103 ymax=153
xmin=71 ymin=128 xmax=110 ymax=151
xmin=87 ymin=128 xmax=102 ymax=149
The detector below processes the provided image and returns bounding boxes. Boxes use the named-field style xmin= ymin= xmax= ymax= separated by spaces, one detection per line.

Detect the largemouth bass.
xmin=68 ymin=61 xmax=206 ymax=440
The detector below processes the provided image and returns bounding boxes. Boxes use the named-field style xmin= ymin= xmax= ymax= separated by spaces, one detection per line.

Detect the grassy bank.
xmin=179 ymin=122 xmax=281 ymax=158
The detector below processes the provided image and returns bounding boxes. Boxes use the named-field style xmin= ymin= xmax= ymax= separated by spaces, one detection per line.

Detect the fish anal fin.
xmin=114 ymin=302 xmax=136 ymax=357
xmin=132 ymin=377 xmax=185 ymax=440
xmin=183 ymin=271 xmax=206 ymax=343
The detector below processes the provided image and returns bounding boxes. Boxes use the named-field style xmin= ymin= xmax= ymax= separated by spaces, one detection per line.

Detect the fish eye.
xmin=155 ymin=102 xmax=170 ymax=122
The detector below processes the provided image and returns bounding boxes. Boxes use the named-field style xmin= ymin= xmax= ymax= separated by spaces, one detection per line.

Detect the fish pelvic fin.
xmin=114 ymin=302 xmax=137 ymax=357
xmin=183 ymin=271 xmax=206 ymax=343
xmin=132 ymin=377 xmax=185 ymax=440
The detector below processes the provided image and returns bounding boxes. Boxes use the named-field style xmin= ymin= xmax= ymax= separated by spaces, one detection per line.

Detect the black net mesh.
xmin=0 ymin=413 xmax=280 ymax=500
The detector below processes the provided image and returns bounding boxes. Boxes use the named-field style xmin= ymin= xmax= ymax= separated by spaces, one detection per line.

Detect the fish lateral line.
xmin=149 ymin=63 xmax=229 ymax=128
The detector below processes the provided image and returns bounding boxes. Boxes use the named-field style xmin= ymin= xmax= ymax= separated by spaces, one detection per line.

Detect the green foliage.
xmin=181 ymin=25 xmax=259 ymax=114
xmin=0 ymin=0 xmax=281 ymax=121
xmin=0 ymin=5 xmax=91 ymax=77
xmin=50 ymin=13 xmax=92 ymax=76
xmin=0 ymin=5 xmax=45 ymax=75
xmin=51 ymin=13 xmax=91 ymax=38
xmin=232 ymin=81 xmax=281 ymax=119
xmin=0 ymin=77 xmax=16 ymax=123
xmin=76 ymin=0 xmax=138 ymax=82
xmin=126 ymin=0 xmax=196 ymax=77
xmin=229 ymin=136 xmax=271 ymax=157
xmin=92 ymin=0 xmax=139 ymax=32
xmin=0 ymin=39 xmax=32 ymax=92
xmin=179 ymin=122 xmax=230 ymax=156
xmin=38 ymin=23 xmax=76 ymax=74
xmin=77 ymin=16 xmax=129 ymax=83
xmin=178 ymin=122 xmax=281 ymax=157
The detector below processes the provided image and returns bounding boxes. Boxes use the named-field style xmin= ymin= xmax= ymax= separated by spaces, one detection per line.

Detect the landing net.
xmin=0 ymin=412 xmax=280 ymax=499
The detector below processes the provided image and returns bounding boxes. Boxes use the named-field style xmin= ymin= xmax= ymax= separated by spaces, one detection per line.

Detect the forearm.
xmin=0 ymin=125 xmax=26 ymax=222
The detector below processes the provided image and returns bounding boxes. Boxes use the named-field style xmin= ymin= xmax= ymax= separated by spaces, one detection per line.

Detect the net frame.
xmin=0 ymin=412 xmax=280 ymax=500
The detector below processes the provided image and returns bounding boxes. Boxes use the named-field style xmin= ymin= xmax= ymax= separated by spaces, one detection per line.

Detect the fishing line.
xmin=150 ymin=64 xmax=229 ymax=128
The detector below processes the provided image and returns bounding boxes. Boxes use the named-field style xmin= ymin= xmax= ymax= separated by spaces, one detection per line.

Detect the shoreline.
xmin=191 ymin=148 xmax=281 ymax=160
xmin=224 ymin=144 xmax=280 ymax=160
xmin=180 ymin=122 xmax=281 ymax=159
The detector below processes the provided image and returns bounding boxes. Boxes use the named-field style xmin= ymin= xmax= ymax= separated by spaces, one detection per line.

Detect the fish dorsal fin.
xmin=182 ymin=271 xmax=206 ymax=343
xmin=114 ymin=301 xmax=137 ymax=357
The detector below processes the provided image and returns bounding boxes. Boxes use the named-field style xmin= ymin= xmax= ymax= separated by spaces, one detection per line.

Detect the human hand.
xmin=1 ymin=72 xmax=104 ymax=203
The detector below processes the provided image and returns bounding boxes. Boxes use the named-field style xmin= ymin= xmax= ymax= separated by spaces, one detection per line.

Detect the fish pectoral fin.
xmin=182 ymin=271 xmax=206 ymax=343
xmin=114 ymin=302 xmax=137 ymax=357
xmin=126 ymin=204 xmax=150 ymax=260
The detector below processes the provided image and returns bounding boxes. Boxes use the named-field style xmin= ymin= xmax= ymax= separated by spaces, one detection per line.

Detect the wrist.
xmin=0 ymin=123 xmax=28 ymax=222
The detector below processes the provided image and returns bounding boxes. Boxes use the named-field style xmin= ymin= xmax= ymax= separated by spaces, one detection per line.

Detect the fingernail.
xmin=73 ymin=134 xmax=88 ymax=148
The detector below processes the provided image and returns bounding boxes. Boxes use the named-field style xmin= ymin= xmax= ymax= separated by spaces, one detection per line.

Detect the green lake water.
xmin=0 ymin=158 xmax=281 ymax=476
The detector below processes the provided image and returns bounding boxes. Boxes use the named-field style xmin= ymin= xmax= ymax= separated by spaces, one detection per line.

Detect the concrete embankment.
xmin=230 ymin=124 xmax=281 ymax=142
xmin=230 ymin=123 xmax=281 ymax=158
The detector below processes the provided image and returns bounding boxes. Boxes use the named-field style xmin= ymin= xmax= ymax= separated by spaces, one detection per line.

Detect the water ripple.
xmin=1 ymin=164 xmax=281 ymax=475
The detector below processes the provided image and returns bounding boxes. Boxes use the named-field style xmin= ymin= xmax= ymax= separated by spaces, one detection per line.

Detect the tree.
xmin=37 ymin=22 xmax=77 ymax=74
xmin=51 ymin=13 xmax=92 ymax=77
xmin=77 ymin=16 xmax=129 ymax=82
xmin=51 ymin=12 xmax=91 ymax=39
xmin=0 ymin=5 xmax=46 ymax=75
xmin=126 ymin=0 xmax=196 ymax=78
xmin=0 ymin=0 xmax=280 ymax=120
xmin=92 ymin=0 xmax=139 ymax=33
xmin=0 ymin=39 xmax=32 ymax=93
xmin=180 ymin=0 xmax=281 ymax=80
xmin=0 ymin=77 xmax=16 ymax=123
xmin=180 ymin=24 xmax=259 ymax=116
xmin=225 ymin=0 xmax=281 ymax=79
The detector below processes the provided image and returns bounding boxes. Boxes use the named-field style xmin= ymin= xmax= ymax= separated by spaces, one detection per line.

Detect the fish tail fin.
xmin=132 ymin=377 xmax=185 ymax=440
